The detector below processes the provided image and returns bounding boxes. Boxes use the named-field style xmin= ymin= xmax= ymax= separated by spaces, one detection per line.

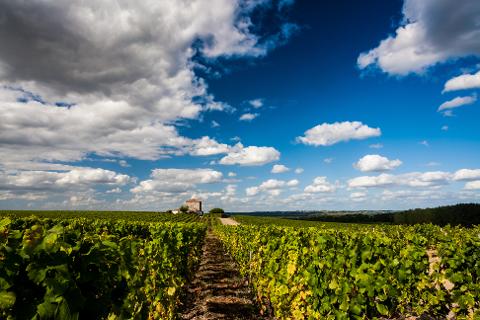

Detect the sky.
xmin=0 ymin=0 xmax=480 ymax=212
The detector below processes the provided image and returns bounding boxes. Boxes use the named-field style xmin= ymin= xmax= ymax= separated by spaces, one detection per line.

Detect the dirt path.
xmin=180 ymin=231 xmax=265 ymax=320
xmin=219 ymin=217 xmax=239 ymax=226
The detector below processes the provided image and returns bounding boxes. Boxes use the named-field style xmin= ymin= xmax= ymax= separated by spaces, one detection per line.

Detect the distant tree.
xmin=166 ymin=210 xmax=172 ymax=214
xmin=209 ymin=208 xmax=228 ymax=217
xmin=393 ymin=203 xmax=480 ymax=226
xmin=179 ymin=205 xmax=189 ymax=214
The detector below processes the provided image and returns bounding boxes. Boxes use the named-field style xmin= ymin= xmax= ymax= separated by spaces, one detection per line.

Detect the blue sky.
xmin=0 ymin=0 xmax=479 ymax=211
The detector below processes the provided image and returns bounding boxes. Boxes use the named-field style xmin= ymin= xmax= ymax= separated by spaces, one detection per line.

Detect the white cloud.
xmin=246 ymin=186 xmax=260 ymax=196
xmin=357 ymin=0 xmax=480 ymax=75
xmin=438 ymin=95 xmax=476 ymax=112
xmin=304 ymin=177 xmax=336 ymax=193
xmin=224 ymin=184 xmax=237 ymax=197
xmin=131 ymin=168 xmax=223 ymax=194
xmin=419 ymin=140 xmax=429 ymax=147
xmin=354 ymin=154 xmax=402 ymax=172
xmin=188 ymin=137 xmax=231 ymax=156
xmin=357 ymin=23 xmax=444 ymax=75
xmin=286 ymin=179 xmax=299 ymax=187
xmin=348 ymin=171 xmax=453 ymax=189
xmin=294 ymin=168 xmax=304 ymax=174
xmin=380 ymin=189 xmax=448 ymax=202
xmin=348 ymin=174 xmax=396 ymax=189
xmin=324 ymin=158 xmax=334 ymax=164
xmin=118 ymin=160 xmax=130 ymax=168
xmin=107 ymin=187 xmax=122 ymax=194
xmin=271 ymin=164 xmax=290 ymax=173
xmin=0 ymin=167 xmax=131 ymax=201
xmin=228 ymin=172 xmax=237 ymax=177
xmin=297 ymin=121 xmax=381 ymax=146
xmin=0 ymin=0 xmax=294 ymax=170
xmin=441 ymin=125 xmax=449 ymax=131
xmin=219 ymin=143 xmax=280 ymax=166
xmin=452 ymin=169 xmax=480 ymax=181
xmin=260 ymin=179 xmax=287 ymax=189
xmin=211 ymin=120 xmax=220 ymax=128
xmin=239 ymin=113 xmax=259 ymax=121
xmin=249 ymin=98 xmax=264 ymax=108
xmin=444 ymin=71 xmax=480 ymax=92
xmin=350 ymin=192 xmax=367 ymax=201
xmin=464 ymin=180 xmax=480 ymax=190
xmin=246 ymin=178 xmax=298 ymax=197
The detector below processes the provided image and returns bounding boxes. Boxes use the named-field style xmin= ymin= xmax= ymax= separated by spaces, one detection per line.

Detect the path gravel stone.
xmin=180 ymin=231 xmax=267 ymax=320
xmin=219 ymin=218 xmax=240 ymax=226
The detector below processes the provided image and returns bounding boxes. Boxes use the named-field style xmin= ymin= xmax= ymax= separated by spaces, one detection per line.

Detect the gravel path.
xmin=219 ymin=217 xmax=240 ymax=226
xmin=180 ymin=231 xmax=266 ymax=320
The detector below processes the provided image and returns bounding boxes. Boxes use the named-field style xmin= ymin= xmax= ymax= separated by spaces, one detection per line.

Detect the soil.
xmin=180 ymin=231 xmax=268 ymax=320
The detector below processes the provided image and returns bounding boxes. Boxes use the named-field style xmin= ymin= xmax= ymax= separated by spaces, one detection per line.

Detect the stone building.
xmin=185 ymin=198 xmax=202 ymax=214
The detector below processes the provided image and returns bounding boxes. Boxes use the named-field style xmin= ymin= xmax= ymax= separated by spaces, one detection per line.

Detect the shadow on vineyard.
xmin=180 ymin=231 xmax=268 ymax=320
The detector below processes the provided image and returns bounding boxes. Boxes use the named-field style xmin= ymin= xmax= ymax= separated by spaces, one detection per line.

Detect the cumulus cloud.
xmin=348 ymin=170 xmax=462 ymax=189
xmin=239 ymin=113 xmax=259 ymax=121
xmin=107 ymin=187 xmax=122 ymax=194
xmin=246 ymin=178 xmax=298 ymax=196
xmin=0 ymin=0 xmax=293 ymax=170
xmin=297 ymin=121 xmax=381 ymax=146
xmin=287 ymin=179 xmax=299 ymax=187
xmin=118 ymin=160 xmax=130 ymax=168
xmin=444 ymin=71 xmax=480 ymax=92
xmin=348 ymin=174 xmax=396 ymax=189
xmin=131 ymin=168 xmax=223 ymax=194
xmin=438 ymin=95 xmax=477 ymax=112
xmin=354 ymin=154 xmax=402 ymax=172
xmin=350 ymin=192 xmax=367 ymax=202
xmin=187 ymin=137 xmax=231 ymax=156
xmin=0 ymin=167 xmax=130 ymax=200
xmin=294 ymin=168 xmax=304 ymax=174
xmin=219 ymin=143 xmax=280 ymax=166
xmin=246 ymin=186 xmax=260 ymax=197
xmin=452 ymin=169 xmax=480 ymax=181
xmin=271 ymin=164 xmax=290 ymax=173
xmin=249 ymin=98 xmax=264 ymax=108
xmin=357 ymin=0 xmax=480 ymax=75
xmin=304 ymin=177 xmax=336 ymax=193
xmin=464 ymin=180 xmax=480 ymax=190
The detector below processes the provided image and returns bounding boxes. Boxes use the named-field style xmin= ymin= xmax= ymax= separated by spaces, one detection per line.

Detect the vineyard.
xmin=0 ymin=213 xmax=205 ymax=319
xmin=0 ymin=211 xmax=202 ymax=223
xmin=215 ymin=220 xmax=480 ymax=319
xmin=1 ymin=211 xmax=479 ymax=319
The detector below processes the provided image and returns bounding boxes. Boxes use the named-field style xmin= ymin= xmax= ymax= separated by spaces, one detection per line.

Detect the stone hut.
xmin=185 ymin=198 xmax=202 ymax=214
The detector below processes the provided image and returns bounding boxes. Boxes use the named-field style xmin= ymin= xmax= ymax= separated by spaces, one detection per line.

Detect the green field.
xmin=233 ymin=214 xmax=369 ymax=229
xmin=0 ymin=211 xmax=205 ymax=319
xmin=1 ymin=210 xmax=479 ymax=319
xmin=0 ymin=210 xmax=202 ymax=223
xmin=220 ymin=215 xmax=480 ymax=319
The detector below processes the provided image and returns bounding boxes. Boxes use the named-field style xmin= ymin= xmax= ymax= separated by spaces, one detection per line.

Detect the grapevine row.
xmin=0 ymin=217 xmax=206 ymax=319
xmin=214 ymin=223 xmax=480 ymax=319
